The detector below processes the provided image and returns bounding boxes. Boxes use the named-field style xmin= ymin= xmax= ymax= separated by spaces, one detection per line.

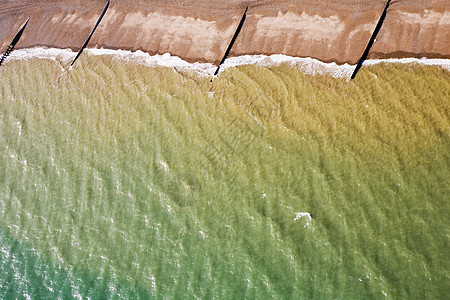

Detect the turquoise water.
xmin=0 ymin=56 xmax=449 ymax=299
xmin=0 ymin=227 xmax=153 ymax=298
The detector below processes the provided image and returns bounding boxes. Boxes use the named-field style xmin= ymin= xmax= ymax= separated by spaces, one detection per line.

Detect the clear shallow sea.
xmin=0 ymin=50 xmax=449 ymax=299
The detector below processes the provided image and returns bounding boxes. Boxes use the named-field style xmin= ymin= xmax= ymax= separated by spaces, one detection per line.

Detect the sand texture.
xmin=0 ymin=0 xmax=449 ymax=64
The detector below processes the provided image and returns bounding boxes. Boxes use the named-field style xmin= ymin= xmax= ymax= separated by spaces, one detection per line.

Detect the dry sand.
xmin=1 ymin=0 xmax=449 ymax=64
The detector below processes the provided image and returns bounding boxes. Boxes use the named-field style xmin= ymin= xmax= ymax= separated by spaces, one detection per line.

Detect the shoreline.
xmin=5 ymin=46 xmax=450 ymax=79
xmin=11 ymin=45 xmax=450 ymax=66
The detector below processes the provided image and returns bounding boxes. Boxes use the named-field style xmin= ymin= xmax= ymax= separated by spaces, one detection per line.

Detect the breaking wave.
xmin=7 ymin=47 xmax=450 ymax=78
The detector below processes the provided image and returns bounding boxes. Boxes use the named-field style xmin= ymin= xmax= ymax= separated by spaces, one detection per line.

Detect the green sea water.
xmin=0 ymin=56 xmax=449 ymax=299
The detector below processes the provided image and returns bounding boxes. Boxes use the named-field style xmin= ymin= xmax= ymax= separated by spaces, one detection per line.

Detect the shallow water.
xmin=0 ymin=53 xmax=449 ymax=299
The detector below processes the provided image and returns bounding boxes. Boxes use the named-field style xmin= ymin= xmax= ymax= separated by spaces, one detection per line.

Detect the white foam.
xmin=6 ymin=47 xmax=450 ymax=78
xmin=10 ymin=47 xmax=75 ymax=62
xmin=294 ymin=212 xmax=312 ymax=227
xmin=294 ymin=212 xmax=311 ymax=221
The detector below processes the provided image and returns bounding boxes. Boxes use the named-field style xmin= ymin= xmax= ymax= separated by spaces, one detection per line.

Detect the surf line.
xmin=351 ymin=0 xmax=392 ymax=80
xmin=211 ymin=6 xmax=248 ymax=82
xmin=0 ymin=18 xmax=30 ymax=67
xmin=70 ymin=0 xmax=110 ymax=67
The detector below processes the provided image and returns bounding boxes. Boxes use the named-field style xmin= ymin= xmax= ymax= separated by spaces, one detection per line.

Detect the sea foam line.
xmin=7 ymin=47 xmax=450 ymax=78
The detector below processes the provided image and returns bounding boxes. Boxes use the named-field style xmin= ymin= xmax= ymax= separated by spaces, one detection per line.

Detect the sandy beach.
xmin=1 ymin=0 xmax=449 ymax=64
